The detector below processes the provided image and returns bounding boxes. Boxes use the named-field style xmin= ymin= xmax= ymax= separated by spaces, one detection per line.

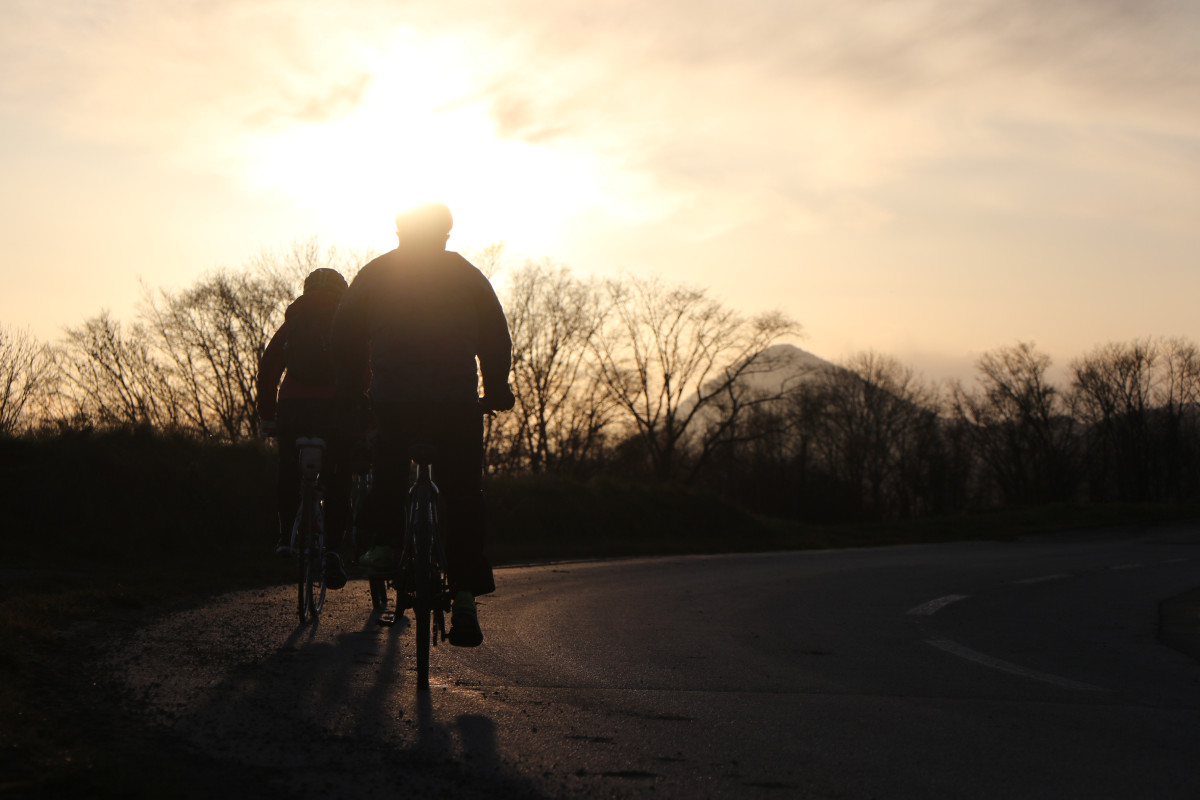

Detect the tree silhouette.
xmin=590 ymin=275 xmax=801 ymax=482
xmin=0 ymin=325 xmax=54 ymax=434
xmin=952 ymin=342 xmax=1078 ymax=505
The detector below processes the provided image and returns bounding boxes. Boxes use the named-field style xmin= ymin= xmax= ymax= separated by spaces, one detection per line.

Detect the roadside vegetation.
xmin=3 ymin=427 xmax=1198 ymax=796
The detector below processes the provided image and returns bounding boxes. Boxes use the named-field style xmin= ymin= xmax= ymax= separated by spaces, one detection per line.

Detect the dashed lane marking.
xmin=906 ymin=595 xmax=970 ymax=615
xmin=1013 ymin=574 xmax=1070 ymax=585
xmin=926 ymin=637 xmax=1107 ymax=692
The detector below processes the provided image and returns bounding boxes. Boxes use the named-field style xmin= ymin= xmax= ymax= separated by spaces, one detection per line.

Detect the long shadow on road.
xmin=103 ymin=585 xmax=547 ymax=799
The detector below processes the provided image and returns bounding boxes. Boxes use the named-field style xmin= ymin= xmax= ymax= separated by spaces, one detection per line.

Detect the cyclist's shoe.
xmin=448 ymin=591 xmax=483 ymax=648
xmin=274 ymin=538 xmax=294 ymax=557
xmin=358 ymin=546 xmax=396 ymax=570
xmin=324 ymin=552 xmax=347 ymax=590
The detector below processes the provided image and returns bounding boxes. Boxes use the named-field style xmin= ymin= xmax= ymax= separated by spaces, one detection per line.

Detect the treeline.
xmin=3 ymin=240 xmax=1199 ymax=522
xmin=711 ymin=340 xmax=1200 ymax=522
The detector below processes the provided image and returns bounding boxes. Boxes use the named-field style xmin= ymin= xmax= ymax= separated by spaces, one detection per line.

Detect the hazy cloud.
xmin=399 ymin=0 xmax=1199 ymax=236
xmin=2 ymin=0 xmax=1197 ymax=231
xmin=0 ymin=0 xmax=401 ymax=159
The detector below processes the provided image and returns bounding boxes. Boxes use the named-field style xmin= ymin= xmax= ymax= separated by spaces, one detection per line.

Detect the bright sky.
xmin=2 ymin=0 xmax=1198 ymax=382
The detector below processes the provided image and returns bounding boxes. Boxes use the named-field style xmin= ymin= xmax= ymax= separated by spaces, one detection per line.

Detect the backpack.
xmin=283 ymin=303 xmax=336 ymax=385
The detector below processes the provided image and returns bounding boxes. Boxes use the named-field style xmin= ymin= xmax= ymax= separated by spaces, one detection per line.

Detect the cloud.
xmin=0 ymin=0 xmax=401 ymax=161
xmin=455 ymin=0 xmax=1200 ymax=235
xmin=243 ymin=74 xmax=373 ymax=129
xmin=3 ymin=0 xmax=1197 ymax=235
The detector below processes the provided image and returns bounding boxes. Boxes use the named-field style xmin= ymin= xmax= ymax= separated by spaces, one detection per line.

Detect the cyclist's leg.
xmin=434 ymin=405 xmax=489 ymax=647
xmin=364 ymin=402 xmax=415 ymax=564
xmin=323 ymin=459 xmax=350 ymax=552
xmin=434 ymin=405 xmax=495 ymax=598
xmin=275 ymin=401 xmax=302 ymax=550
xmin=315 ymin=398 xmax=350 ymax=553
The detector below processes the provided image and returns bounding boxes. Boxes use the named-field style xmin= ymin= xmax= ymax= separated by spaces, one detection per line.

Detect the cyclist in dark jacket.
xmin=257 ymin=267 xmax=352 ymax=590
xmin=331 ymin=201 xmax=514 ymax=647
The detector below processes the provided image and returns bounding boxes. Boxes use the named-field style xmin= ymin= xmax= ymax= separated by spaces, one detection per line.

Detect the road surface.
xmin=101 ymin=522 xmax=1200 ymax=798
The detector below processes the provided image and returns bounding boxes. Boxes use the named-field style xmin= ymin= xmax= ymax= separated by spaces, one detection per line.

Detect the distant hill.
xmin=680 ymin=344 xmax=836 ymax=428
xmin=725 ymin=343 xmax=836 ymax=396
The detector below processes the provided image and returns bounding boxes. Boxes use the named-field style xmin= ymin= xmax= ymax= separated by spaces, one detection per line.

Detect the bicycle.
xmin=370 ymin=442 xmax=451 ymax=692
xmin=290 ymin=436 xmax=328 ymax=623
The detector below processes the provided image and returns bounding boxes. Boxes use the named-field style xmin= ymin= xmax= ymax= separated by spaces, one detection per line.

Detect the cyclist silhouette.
xmin=331 ymin=202 xmax=514 ymax=647
xmin=256 ymin=267 xmax=352 ymax=590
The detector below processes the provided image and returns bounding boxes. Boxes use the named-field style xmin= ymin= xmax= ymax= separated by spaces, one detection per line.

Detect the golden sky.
xmin=2 ymin=0 xmax=1198 ymax=381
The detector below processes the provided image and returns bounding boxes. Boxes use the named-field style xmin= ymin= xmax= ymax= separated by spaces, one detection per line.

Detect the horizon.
xmin=2 ymin=1 xmax=1198 ymax=384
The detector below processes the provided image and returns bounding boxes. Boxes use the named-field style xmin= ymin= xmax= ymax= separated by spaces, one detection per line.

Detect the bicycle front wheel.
xmin=414 ymin=570 xmax=431 ymax=691
xmin=412 ymin=493 xmax=434 ymax=691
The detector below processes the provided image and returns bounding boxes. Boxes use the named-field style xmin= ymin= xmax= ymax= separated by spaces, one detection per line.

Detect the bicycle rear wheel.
xmin=414 ymin=572 xmax=431 ymax=690
xmin=412 ymin=492 xmax=434 ymax=691
xmin=294 ymin=508 xmax=307 ymax=623
xmin=297 ymin=498 xmax=327 ymax=623
xmin=307 ymin=523 xmax=327 ymax=619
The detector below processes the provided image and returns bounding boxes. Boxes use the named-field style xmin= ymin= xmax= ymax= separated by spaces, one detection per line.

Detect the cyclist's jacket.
xmin=256 ymin=287 xmax=342 ymax=421
xmin=331 ymin=247 xmax=512 ymax=405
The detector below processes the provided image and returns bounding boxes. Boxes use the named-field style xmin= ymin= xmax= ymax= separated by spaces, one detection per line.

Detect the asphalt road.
xmin=102 ymin=522 xmax=1200 ymax=798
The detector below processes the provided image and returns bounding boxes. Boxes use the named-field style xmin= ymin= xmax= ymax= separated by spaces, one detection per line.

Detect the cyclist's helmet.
xmin=303 ymin=268 xmax=348 ymax=297
xmin=395 ymin=201 xmax=453 ymax=245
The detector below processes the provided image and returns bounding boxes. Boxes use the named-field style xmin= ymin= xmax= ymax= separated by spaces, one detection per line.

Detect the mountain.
xmin=726 ymin=343 xmax=836 ymax=396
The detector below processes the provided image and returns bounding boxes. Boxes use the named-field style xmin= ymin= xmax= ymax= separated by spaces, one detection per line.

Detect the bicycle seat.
xmin=296 ymin=437 xmax=325 ymax=479
xmin=410 ymin=442 xmax=437 ymax=465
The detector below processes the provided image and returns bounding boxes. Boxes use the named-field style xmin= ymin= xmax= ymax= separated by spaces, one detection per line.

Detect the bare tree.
xmin=801 ymin=352 xmax=941 ymax=519
xmin=1068 ymin=337 xmax=1200 ymax=501
xmin=497 ymin=261 xmax=615 ymax=474
xmin=952 ymin=342 xmax=1077 ymax=504
xmin=591 ymin=275 xmax=802 ymax=482
xmin=462 ymin=242 xmax=512 ymax=280
xmin=247 ymin=236 xmax=372 ymax=293
xmin=1159 ymin=337 xmax=1200 ymax=412
xmin=142 ymin=270 xmax=286 ymax=440
xmin=58 ymin=312 xmax=184 ymax=429
xmin=0 ymin=325 xmax=54 ymax=434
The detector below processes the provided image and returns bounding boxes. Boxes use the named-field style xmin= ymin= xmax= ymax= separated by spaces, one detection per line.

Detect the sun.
xmin=241 ymin=34 xmax=604 ymax=258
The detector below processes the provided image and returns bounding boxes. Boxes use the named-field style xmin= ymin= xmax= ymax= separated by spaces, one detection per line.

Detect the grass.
xmin=1 ymin=428 xmax=1197 ymax=795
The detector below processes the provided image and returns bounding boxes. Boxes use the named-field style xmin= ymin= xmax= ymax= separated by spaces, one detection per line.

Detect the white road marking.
xmin=1013 ymin=574 xmax=1070 ymax=585
xmin=907 ymin=595 xmax=969 ymax=615
xmin=926 ymin=637 xmax=1107 ymax=692
xmin=1162 ymin=558 xmax=1190 ymax=564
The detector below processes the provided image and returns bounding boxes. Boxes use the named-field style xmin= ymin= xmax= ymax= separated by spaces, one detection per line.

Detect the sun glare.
xmin=242 ymin=34 xmax=604 ymax=257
